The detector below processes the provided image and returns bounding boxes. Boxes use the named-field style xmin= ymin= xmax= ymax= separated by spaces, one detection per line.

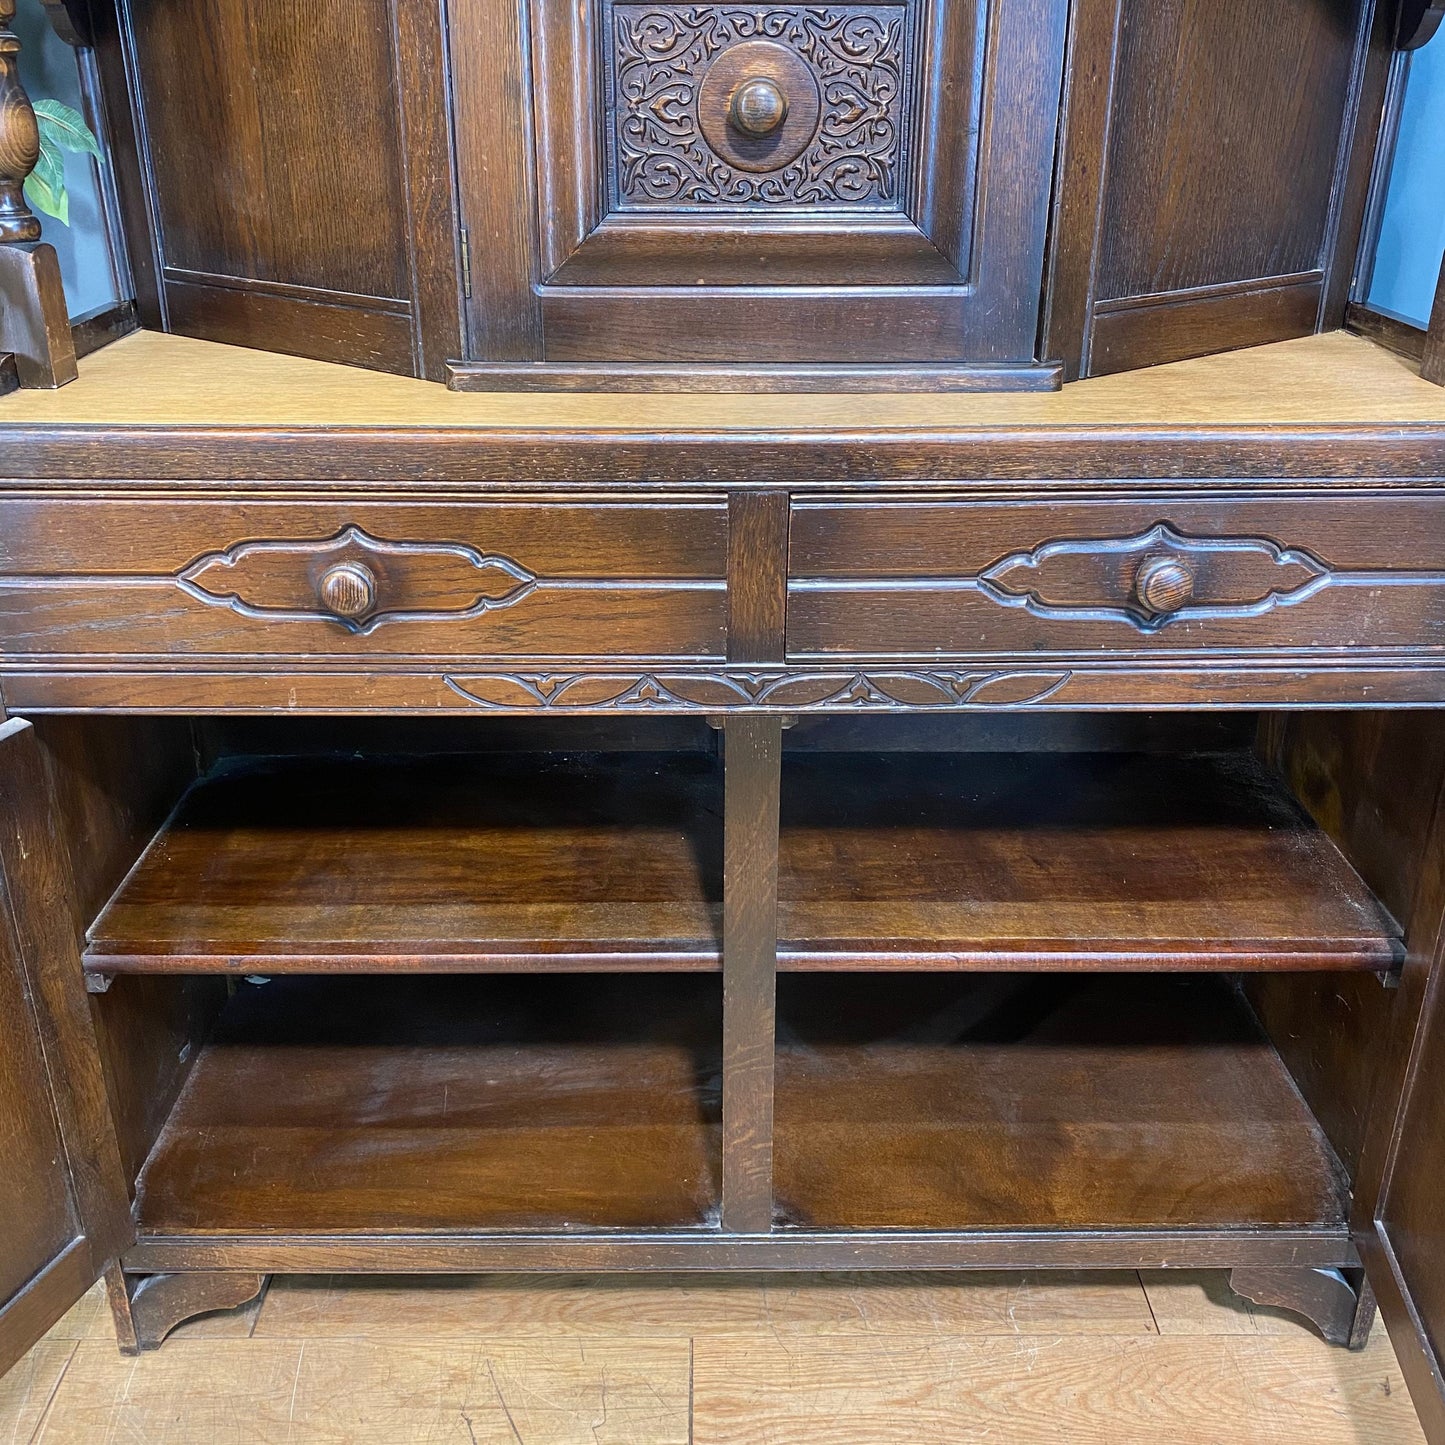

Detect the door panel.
xmin=0 ymin=718 xmax=132 ymax=1377
xmin=1367 ymin=929 xmax=1445 ymax=1441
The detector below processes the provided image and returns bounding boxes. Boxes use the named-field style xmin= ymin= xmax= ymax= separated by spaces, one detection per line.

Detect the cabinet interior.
xmin=35 ymin=709 xmax=1444 ymax=1243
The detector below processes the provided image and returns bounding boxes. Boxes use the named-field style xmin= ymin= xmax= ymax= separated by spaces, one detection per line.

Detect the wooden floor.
xmin=0 ymin=1271 xmax=1424 ymax=1442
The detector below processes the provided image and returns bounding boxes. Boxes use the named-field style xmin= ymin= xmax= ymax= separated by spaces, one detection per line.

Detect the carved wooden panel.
xmin=604 ymin=2 xmax=916 ymax=209
xmin=453 ymin=0 xmax=1069 ymax=364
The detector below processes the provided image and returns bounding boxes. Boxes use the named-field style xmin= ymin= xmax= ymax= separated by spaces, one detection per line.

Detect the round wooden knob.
xmin=729 ymin=77 xmax=788 ymax=136
xmin=1135 ymin=556 xmax=1195 ymax=616
xmin=318 ymin=562 xmax=376 ymax=619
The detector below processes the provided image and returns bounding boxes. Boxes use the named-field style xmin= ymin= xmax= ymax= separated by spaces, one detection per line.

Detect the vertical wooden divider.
xmin=721 ymin=711 xmax=783 ymax=1233
xmin=720 ymin=490 xmax=789 ymax=1232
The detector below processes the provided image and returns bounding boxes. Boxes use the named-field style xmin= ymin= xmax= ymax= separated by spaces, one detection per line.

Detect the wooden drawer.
xmin=788 ymin=494 xmax=1445 ymax=659
xmin=0 ymin=498 xmax=727 ymax=663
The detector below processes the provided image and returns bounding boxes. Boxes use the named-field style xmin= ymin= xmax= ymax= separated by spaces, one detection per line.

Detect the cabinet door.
xmin=1366 ymin=932 xmax=1445 ymax=1441
xmin=0 ymin=718 xmax=132 ymax=1377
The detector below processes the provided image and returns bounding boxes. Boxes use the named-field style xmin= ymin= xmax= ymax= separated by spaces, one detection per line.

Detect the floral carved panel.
xmin=604 ymin=2 xmax=916 ymax=208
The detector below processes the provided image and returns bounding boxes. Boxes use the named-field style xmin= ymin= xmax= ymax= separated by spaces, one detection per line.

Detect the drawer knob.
xmin=318 ymin=562 xmax=377 ymax=620
xmin=730 ymin=77 xmax=788 ymax=137
xmin=1135 ymin=556 xmax=1195 ymax=616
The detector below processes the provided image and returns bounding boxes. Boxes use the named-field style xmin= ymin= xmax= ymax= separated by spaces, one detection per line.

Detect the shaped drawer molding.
xmin=977 ymin=524 xmax=1332 ymax=629
xmin=179 ymin=527 xmax=538 ymax=635
xmin=0 ymin=498 xmax=728 ymax=662
xmin=788 ymin=496 xmax=1445 ymax=659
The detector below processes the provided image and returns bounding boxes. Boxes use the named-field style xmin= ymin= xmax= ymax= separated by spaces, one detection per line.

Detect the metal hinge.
xmin=459 ymin=226 xmax=473 ymax=300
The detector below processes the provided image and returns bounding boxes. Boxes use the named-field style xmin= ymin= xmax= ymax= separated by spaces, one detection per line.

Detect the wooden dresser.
xmin=3 ymin=0 xmax=1445 ymax=1436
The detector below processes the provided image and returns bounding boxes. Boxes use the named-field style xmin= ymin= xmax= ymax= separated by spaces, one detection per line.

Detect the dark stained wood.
xmin=0 ymin=244 xmax=78 ymax=389
xmin=1040 ymin=0 xmax=1123 ymax=380
xmin=0 ymin=719 xmax=132 ymax=1375
xmin=788 ymin=493 xmax=1445 ymax=661
xmin=727 ymin=492 xmax=789 ymax=664
xmin=1228 ymin=1266 xmax=1375 ymax=1349
xmin=390 ymin=0 xmax=465 ymax=381
xmin=449 ymin=0 xmax=1066 ymax=378
xmin=1050 ymin=0 xmax=1380 ymax=376
xmin=163 ymin=280 xmax=416 ymax=377
xmin=71 ymin=301 xmax=141 ymax=361
xmin=85 ymin=751 xmax=723 ymax=976
xmin=447 ymin=361 xmax=1063 ymax=393
xmin=773 ymin=973 xmax=1351 ymax=1231
xmin=1095 ymin=0 xmax=1366 ymax=298
xmin=1248 ymin=713 xmax=1445 ymax=1188
xmin=0 ymin=0 xmax=39 ymax=247
xmin=1364 ymin=919 xmax=1445 ymax=1443
xmin=721 ymin=715 xmax=783 ymax=1234
xmin=448 ymin=0 xmax=543 ymax=360
xmin=121 ymin=1227 xmax=1356 ymax=1275
xmin=1089 ymin=277 xmax=1323 ymax=377
xmin=1424 ymin=256 xmax=1445 ymax=388
xmin=134 ymin=974 xmax=722 ymax=1235
xmin=1345 ymin=300 xmax=1428 ymax=363
xmin=772 ymin=751 xmax=1399 ymax=971
xmin=108 ymin=0 xmax=461 ymax=376
xmin=0 ymin=496 xmax=730 ymax=665
xmin=111 ymin=1271 xmax=265 ymax=1352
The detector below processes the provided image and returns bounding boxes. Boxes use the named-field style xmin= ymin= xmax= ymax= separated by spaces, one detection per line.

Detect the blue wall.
xmin=1368 ymin=31 xmax=1445 ymax=326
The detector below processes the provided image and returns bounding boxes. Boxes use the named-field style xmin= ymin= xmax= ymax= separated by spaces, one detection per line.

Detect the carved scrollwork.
xmin=179 ymin=526 xmax=537 ymax=635
xmin=977 ymin=524 xmax=1334 ymax=630
xmin=445 ymin=668 xmax=1073 ymax=712
xmin=607 ymin=2 xmax=912 ymax=207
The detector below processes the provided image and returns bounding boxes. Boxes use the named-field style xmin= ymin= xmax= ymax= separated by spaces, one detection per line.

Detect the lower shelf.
xmin=773 ymin=973 xmax=1350 ymax=1233
xmin=134 ymin=974 xmax=722 ymax=1235
xmin=131 ymin=972 xmax=1348 ymax=1241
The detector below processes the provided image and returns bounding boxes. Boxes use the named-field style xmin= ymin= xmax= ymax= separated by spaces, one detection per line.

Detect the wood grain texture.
xmin=727 ymin=492 xmax=788 ymax=664
xmin=0 ymin=244 xmax=77 ymax=390
xmin=86 ymin=752 xmax=724 ymax=974
xmin=788 ymin=492 xmax=1445 ymax=661
xmin=1089 ymin=277 xmax=1323 ymax=376
xmin=0 ymin=497 xmax=729 ymax=665
xmin=690 ymin=1330 xmax=1421 ymax=1444
xmin=133 ymin=974 xmax=722 ymax=1235
xmin=771 ymin=751 xmax=1398 ymax=971
xmin=251 ymin=1269 xmax=1158 ymax=1338
xmin=1094 ymin=0 xmax=1365 ymax=300
xmin=772 ymin=973 xmax=1350 ymax=1231
xmin=3 ymin=332 xmax=1444 ymax=486
xmin=721 ymin=715 xmax=783 ymax=1233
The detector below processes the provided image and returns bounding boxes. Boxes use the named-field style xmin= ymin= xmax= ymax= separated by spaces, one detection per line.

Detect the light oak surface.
xmin=0 ymin=1272 xmax=1424 ymax=1442
xmin=0 ymin=330 xmax=1442 ymax=432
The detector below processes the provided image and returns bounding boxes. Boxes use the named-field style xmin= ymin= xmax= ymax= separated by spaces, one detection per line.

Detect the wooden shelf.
xmin=135 ymin=974 xmax=721 ymax=1235
xmin=86 ymin=752 xmax=723 ymax=974
xmin=87 ymin=748 xmax=1398 ymax=979
xmin=776 ymin=752 xmax=1400 ymax=971
xmin=773 ymin=973 xmax=1351 ymax=1231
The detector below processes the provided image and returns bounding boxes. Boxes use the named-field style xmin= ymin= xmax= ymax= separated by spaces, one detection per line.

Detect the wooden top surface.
xmin=3 ymin=328 xmax=1442 ymax=434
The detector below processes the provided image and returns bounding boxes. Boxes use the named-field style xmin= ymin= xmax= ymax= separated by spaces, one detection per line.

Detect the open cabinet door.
xmin=1365 ymin=926 xmax=1445 ymax=1442
xmin=0 ymin=718 xmax=133 ymax=1378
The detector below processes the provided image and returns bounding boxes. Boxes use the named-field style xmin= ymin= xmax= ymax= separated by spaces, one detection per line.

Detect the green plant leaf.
xmin=23 ymin=169 xmax=68 ymax=226
xmin=23 ymin=135 xmax=69 ymax=224
xmin=33 ymin=99 xmax=103 ymax=159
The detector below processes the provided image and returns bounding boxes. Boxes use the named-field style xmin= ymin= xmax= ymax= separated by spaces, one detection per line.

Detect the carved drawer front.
xmin=0 ymin=499 xmax=727 ymax=663
xmin=788 ymin=495 xmax=1445 ymax=660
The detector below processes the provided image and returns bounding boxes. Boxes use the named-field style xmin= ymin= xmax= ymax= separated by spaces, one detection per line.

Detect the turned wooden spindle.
xmin=0 ymin=0 xmax=42 ymax=244
xmin=0 ymin=0 xmax=78 ymax=389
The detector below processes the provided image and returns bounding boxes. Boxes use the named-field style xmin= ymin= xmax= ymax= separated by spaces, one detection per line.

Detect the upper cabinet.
xmin=37 ymin=0 xmax=1422 ymax=387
